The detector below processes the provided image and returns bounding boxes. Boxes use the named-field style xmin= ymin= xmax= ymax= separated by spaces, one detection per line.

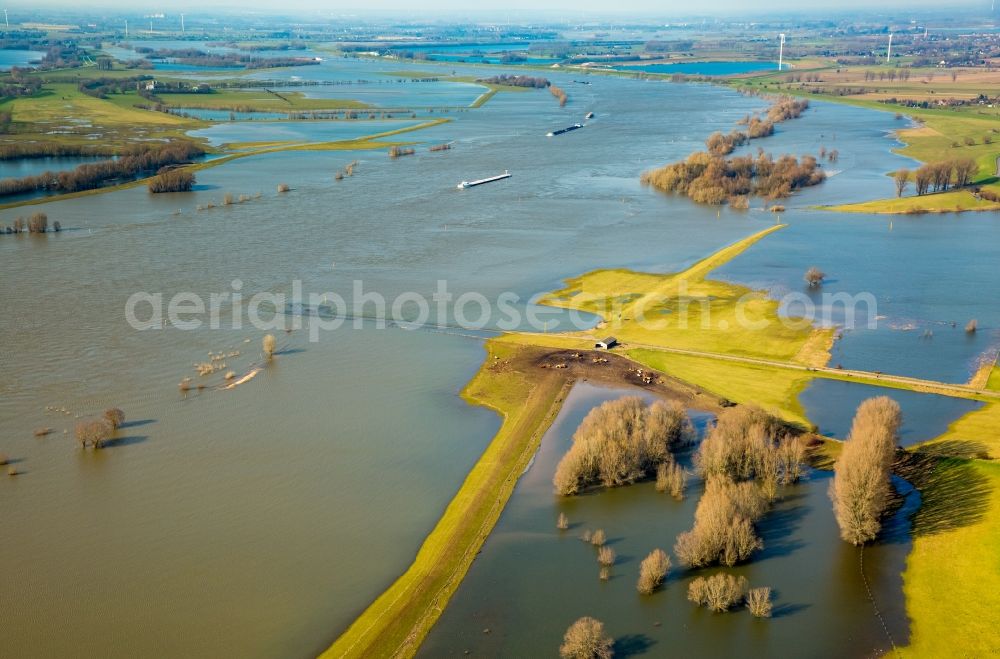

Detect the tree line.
xmin=0 ymin=142 xmax=205 ymax=198
xmin=478 ymin=75 xmax=550 ymax=89
xmin=1 ymin=212 xmax=61 ymax=235
xmin=0 ymin=143 xmax=117 ymax=161
xmin=893 ymin=158 xmax=978 ymax=197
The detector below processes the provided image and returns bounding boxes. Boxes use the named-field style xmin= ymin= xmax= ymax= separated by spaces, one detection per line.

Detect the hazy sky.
xmin=20 ymin=0 xmax=985 ymax=16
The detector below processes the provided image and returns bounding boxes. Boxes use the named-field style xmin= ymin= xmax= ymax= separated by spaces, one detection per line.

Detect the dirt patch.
xmin=513 ymin=346 xmax=726 ymax=413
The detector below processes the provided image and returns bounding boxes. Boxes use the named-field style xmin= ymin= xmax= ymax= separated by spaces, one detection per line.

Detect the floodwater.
xmin=421 ymin=382 xmax=914 ymax=658
xmin=0 ymin=48 xmax=44 ymax=70
xmin=187 ymin=119 xmax=422 ymax=146
xmin=799 ymin=379 xmax=983 ymax=444
xmin=269 ymin=81 xmax=488 ymax=108
xmin=0 ymin=155 xmax=109 ymax=179
xmin=169 ymin=108 xmax=292 ymax=121
xmin=619 ymin=61 xmax=779 ymax=76
xmin=0 ymin=59 xmax=993 ymax=658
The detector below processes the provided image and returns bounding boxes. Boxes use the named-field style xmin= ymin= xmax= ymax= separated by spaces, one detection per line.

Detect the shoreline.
xmin=322 ymin=340 xmax=724 ymax=658
xmin=0 ymin=118 xmax=450 ymax=212
xmin=326 ymin=220 xmax=1000 ymax=657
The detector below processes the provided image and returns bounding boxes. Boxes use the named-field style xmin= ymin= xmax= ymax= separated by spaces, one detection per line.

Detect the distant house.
xmin=595 ymin=337 xmax=618 ymax=350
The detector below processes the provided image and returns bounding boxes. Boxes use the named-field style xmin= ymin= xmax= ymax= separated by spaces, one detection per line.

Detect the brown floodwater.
xmin=0 ymin=56 xmax=983 ymax=657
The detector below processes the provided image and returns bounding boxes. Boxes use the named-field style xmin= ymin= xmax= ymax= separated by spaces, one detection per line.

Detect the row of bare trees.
xmin=894 ymin=158 xmax=978 ymax=197
xmin=0 ymin=142 xmax=205 ymax=197
xmin=2 ymin=212 xmax=61 ymax=235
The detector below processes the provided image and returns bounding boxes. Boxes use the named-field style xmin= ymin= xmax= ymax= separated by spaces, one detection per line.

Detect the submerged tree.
xmin=655 ymin=459 xmax=686 ymax=500
xmin=75 ymin=419 xmax=112 ymax=449
xmin=637 ymin=548 xmax=671 ymax=595
xmin=675 ymin=477 xmax=767 ymax=567
xmin=103 ymin=408 xmax=125 ymax=430
xmin=745 ymin=586 xmax=773 ymax=618
xmin=553 ymin=397 xmax=694 ymax=495
xmin=804 ymin=267 xmax=826 ymax=288
xmin=27 ymin=212 xmax=48 ymax=233
xmin=263 ymin=334 xmax=277 ymax=358
xmin=687 ymin=573 xmax=748 ymax=612
xmin=559 ymin=617 xmax=614 ymax=659
xmin=830 ymin=397 xmax=901 ymax=545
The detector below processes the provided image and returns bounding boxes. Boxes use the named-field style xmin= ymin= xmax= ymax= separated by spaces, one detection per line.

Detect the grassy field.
xmin=323 ymin=340 xmax=571 ymax=658
xmin=146 ymin=89 xmax=371 ymax=111
xmin=0 ymin=118 xmax=451 ymax=212
xmin=0 ymin=82 xmax=203 ymax=148
xmin=896 ymin=454 xmax=1000 ymax=658
xmin=627 ymin=348 xmax=814 ymax=426
xmin=731 ymin=63 xmax=1000 ymax=213
xmin=914 ymin=400 xmax=1000 ymax=460
xmin=988 ymin=365 xmax=1000 ymax=391
xmin=539 ymin=224 xmax=835 ymax=366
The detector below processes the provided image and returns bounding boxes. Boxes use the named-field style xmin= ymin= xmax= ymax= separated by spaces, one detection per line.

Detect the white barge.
xmin=457 ymin=170 xmax=511 ymax=189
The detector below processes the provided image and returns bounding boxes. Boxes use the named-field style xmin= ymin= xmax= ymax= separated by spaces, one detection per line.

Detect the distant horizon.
xmin=7 ymin=1 xmax=991 ymax=22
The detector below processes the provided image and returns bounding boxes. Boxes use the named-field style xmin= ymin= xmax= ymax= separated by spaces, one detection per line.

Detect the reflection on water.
xmin=421 ymin=382 xmax=912 ymax=658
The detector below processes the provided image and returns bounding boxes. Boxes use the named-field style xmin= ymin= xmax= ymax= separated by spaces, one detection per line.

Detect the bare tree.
xmin=28 ymin=212 xmax=48 ymax=233
xmin=914 ymin=166 xmax=932 ymax=195
xmin=263 ymin=334 xmax=277 ymax=358
xmin=75 ymin=420 xmax=112 ymax=449
xmin=687 ymin=573 xmax=748 ymax=612
xmin=894 ymin=169 xmax=910 ymax=198
xmin=675 ymin=478 xmax=767 ymax=567
xmin=830 ymin=397 xmax=901 ymax=545
xmin=554 ymin=397 xmax=693 ymax=495
xmin=804 ymin=267 xmax=826 ymax=288
xmin=103 ymin=408 xmax=125 ymax=430
xmin=952 ymin=158 xmax=977 ymax=188
xmin=655 ymin=459 xmax=686 ymax=499
xmin=746 ymin=586 xmax=773 ymax=617
xmin=559 ymin=617 xmax=614 ymax=659
xmin=637 ymin=549 xmax=671 ymax=594
xmin=695 ymin=405 xmax=785 ymax=482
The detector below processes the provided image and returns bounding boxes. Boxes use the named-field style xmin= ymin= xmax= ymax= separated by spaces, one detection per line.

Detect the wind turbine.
xmin=886 ymin=33 xmax=893 ymax=63
xmin=181 ymin=13 xmax=185 ymax=33
xmin=778 ymin=33 xmax=786 ymax=71
xmin=4 ymin=9 xmax=8 ymax=28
